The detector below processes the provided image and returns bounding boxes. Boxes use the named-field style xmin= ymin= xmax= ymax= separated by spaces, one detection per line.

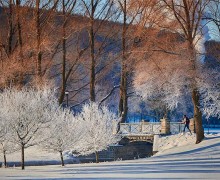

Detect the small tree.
xmin=0 ymin=141 xmax=16 ymax=168
xmin=74 ymin=102 xmax=120 ymax=163
xmin=0 ymin=98 xmax=18 ymax=168
xmin=0 ymin=88 xmax=58 ymax=170
xmin=42 ymin=108 xmax=83 ymax=166
xmin=0 ymin=119 xmax=12 ymax=168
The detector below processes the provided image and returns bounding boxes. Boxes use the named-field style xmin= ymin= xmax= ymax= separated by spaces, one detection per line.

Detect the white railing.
xmin=120 ymin=122 xmax=185 ymax=135
xmin=170 ymin=122 xmax=185 ymax=134
xmin=120 ymin=122 xmax=161 ymax=135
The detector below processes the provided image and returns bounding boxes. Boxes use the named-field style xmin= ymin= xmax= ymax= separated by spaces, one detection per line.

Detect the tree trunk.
xmin=95 ymin=151 xmax=99 ymax=163
xmin=119 ymin=0 xmax=128 ymax=123
xmin=122 ymin=74 xmax=128 ymax=122
xmin=60 ymin=151 xmax=65 ymax=166
xmin=119 ymin=74 xmax=128 ymax=123
xmin=16 ymin=0 xmax=23 ymax=61
xmin=59 ymin=0 xmax=67 ymax=105
xmin=89 ymin=0 xmax=96 ymax=102
xmin=192 ymin=88 xmax=204 ymax=143
xmin=188 ymin=41 xmax=204 ymax=144
xmin=21 ymin=145 xmax=25 ymax=170
xmin=119 ymin=74 xmax=124 ymax=118
xmin=36 ymin=0 xmax=42 ymax=80
xmin=8 ymin=0 xmax=14 ymax=56
xmin=15 ymin=0 xmax=25 ymax=86
xmin=3 ymin=150 xmax=7 ymax=168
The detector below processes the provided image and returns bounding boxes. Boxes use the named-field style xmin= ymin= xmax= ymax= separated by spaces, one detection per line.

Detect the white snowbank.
xmin=157 ymin=132 xmax=196 ymax=154
xmin=153 ymin=132 xmax=220 ymax=159
xmin=156 ymin=132 xmax=220 ymax=155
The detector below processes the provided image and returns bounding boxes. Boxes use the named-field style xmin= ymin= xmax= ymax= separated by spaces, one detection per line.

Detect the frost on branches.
xmin=42 ymin=108 xmax=84 ymax=166
xmin=134 ymin=40 xmax=220 ymax=120
xmin=200 ymin=69 xmax=220 ymax=118
xmin=134 ymin=50 xmax=192 ymax=113
xmin=0 ymin=88 xmax=58 ymax=169
xmin=0 ymin=116 xmax=14 ymax=168
xmin=73 ymin=102 xmax=121 ymax=163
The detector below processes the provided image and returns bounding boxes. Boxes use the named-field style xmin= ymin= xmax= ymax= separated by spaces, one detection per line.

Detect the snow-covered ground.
xmin=204 ymin=127 xmax=220 ymax=133
xmin=1 ymin=132 xmax=220 ymax=179
xmin=0 ymin=147 xmax=78 ymax=167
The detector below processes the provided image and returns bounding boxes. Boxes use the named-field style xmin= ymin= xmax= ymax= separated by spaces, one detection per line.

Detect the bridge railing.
xmin=120 ymin=122 xmax=161 ymax=135
xmin=170 ymin=122 xmax=185 ymax=134
xmin=119 ymin=121 xmax=191 ymax=135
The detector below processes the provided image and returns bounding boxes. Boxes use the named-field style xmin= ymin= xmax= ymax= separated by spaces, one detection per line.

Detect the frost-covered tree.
xmin=134 ymin=30 xmax=190 ymax=111
xmin=159 ymin=0 xmax=211 ymax=144
xmin=0 ymin=118 xmax=11 ymax=168
xmin=134 ymin=0 xmax=212 ymax=143
xmin=200 ymin=69 xmax=220 ymax=118
xmin=0 ymin=88 xmax=58 ymax=170
xmin=74 ymin=102 xmax=120 ymax=163
xmin=42 ymin=108 xmax=84 ymax=166
xmin=0 ymin=140 xmax=16 ymax=168
xmin=0 ymin=100 xmax=18 ymax=168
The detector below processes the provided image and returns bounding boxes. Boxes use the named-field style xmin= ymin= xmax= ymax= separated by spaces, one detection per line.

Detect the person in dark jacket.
xmin=182 ymin=115 xmax=192 ymax=134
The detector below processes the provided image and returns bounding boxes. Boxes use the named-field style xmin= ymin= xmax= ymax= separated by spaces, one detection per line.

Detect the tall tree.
xmin=118 ymin=0 xmax=128 ymax=123
xmin=160 ymin=0 xmax=210 ymax=143
xmin=58 ymin=0 xmax=77 ymax=105
xmin=116 ymin=0 xmax=147 ymax=122
xmin=34 ymin=0 xmax=58 ymax=83
xmin=80 ymin=0 xmax=116 ymax=102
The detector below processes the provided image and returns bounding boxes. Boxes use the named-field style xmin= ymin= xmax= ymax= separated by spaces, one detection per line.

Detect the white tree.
xmin=0 ymin=88 xmax=58 ymax=170
xmin=74 ymin=102 xmax=121 ymax=163
xmin=134 ymin=43 xmax=191 ymax=112
xmin=42 ymin=108 xmax=84 ymax=166
xmin=0 ymin=98 xmax=19 ymax=168
xmin=134 ymin=33 xmax=220 ymax=125
xmin=0 ymin=118 xmax=14 ymax=168
xmin=200 ymin=69 xmax=220 ymax=118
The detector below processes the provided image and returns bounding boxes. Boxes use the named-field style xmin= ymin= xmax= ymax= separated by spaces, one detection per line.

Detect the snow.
xmin=1 ymin=132 xmax=220 ymax=179
xmin=204 ymin=128 xmax=220 ymax=133
xmin=156 ymin=132 xmax=196 ymax=153
xmin=0 ymin=146 xmax=78 ymax=166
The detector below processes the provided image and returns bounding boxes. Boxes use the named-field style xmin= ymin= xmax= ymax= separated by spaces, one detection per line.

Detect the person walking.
xmin=182 ymin=115 xmax=192 ymax=134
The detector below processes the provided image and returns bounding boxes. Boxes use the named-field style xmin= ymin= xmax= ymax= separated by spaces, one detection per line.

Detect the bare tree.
xmin=32 ymin=0 xmax=59 ymax=83
xmin=79 ymin=0 xmax=117 ymax=103
xmin=58 ymin=0 xmax=76 ymax=105
xmin=116 ymin=0 xmax=145 ymax=123
xmin=55 ymin=0 xmax=90 ymax=106
xmin=0 ymin=0 xmax=28 ymax=87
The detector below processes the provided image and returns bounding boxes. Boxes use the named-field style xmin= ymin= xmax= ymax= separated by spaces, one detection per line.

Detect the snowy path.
xmin=1 ymin=133 xmax=220 ymax=179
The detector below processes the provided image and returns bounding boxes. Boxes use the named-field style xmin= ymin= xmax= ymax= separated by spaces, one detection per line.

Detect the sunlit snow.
xmin=1 ymin=132 xmax=220 ymax=179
